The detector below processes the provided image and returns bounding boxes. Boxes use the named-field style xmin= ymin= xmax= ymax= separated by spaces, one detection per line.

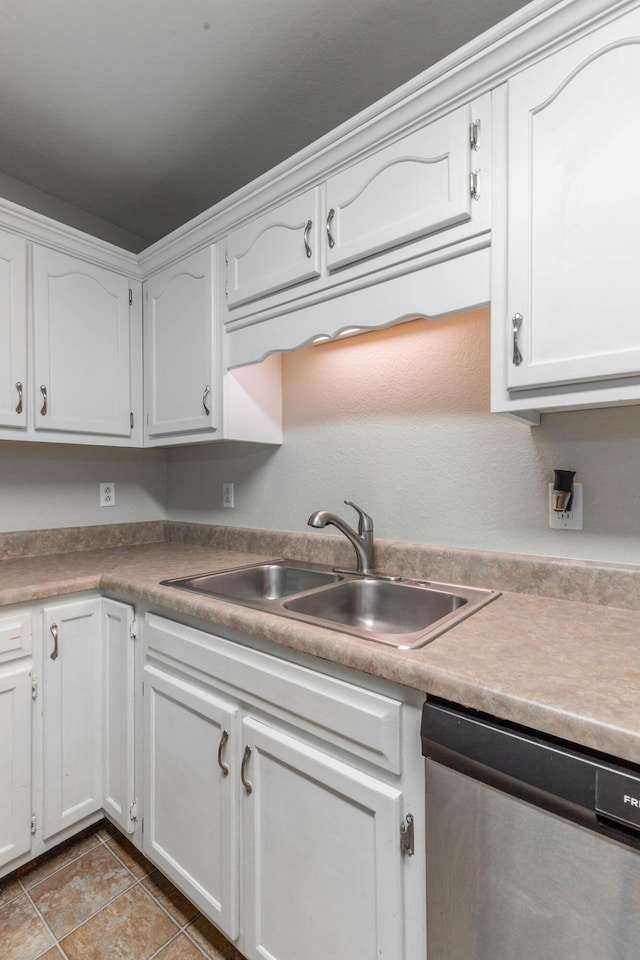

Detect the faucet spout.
xmin=307 ymin=501 xmax=374 ymax=574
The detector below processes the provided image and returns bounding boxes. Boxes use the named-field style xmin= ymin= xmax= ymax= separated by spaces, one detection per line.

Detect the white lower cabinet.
xmin=144 ymin=665 xmax=240 ymax=934
xmin=0 ymin=663 xmax=32 ymax=870
xmin=41 ymin=598 xmax=103 ymax=839
xmin=241 ymin=717 xmax=404 ymax=960
xmin=142 ymin=613 xmax=425 ymax=960
xmin=0 ymin=595 xmax=136 ymax=879
xmin=102 ymin=598 xmax=137 ymax=835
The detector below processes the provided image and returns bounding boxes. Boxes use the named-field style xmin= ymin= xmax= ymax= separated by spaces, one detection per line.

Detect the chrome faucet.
xmin=307 ymin=500 xmax=374 ymax=574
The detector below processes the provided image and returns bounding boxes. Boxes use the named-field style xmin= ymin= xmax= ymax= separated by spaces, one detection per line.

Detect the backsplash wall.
xmin=1 ymin=307 xmax=638 ymax=565
xmin=167 ymin=308 xmax=640 ymax=565
xmin=0 ymin=441 xmax=166 ymax=531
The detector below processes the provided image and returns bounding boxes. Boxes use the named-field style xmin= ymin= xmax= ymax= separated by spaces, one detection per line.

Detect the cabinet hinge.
xmin=129 ymin=288 xmax=133 ymax=306
xmin=469 ymin=170 xmax=481 ymax=202
xmin=31 ymin=678 xmax=38 ymax=701
xmin=400 ymin=813 xmax=415 ymax=856
xmin=129 ymin=618 xmax=138 ymax=640
xmin=470 ymin=119 xmax=481 ymax=151
xmin=31 ymin=812 xmax=37 ymax=835
xmin=130 ymin=412 xmax=134 ymax=429
xmin=129 ymin=799 xmax=138 ymax=821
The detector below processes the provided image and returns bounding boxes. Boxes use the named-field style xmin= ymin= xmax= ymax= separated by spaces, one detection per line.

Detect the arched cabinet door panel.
xmin=325 ymin=103 xmax=473 ymax=271
xmin=505 ymin=8 xmax=640 ymax=392
xmin=33 ymin=247 xmax=132 ymax=437
xmin=144 ymin=246 xmax=217 ymax=439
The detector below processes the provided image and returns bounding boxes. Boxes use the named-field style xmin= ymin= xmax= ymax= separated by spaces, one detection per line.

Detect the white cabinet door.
xmin=144 ymin=247 xmax=217 ymax=438
xmin=0 ymin=230 xmax=27 ymax=429
xmin=226 ymin=188 xmax=321 ymax=307
xmin=103 ymin=599 xmax=136 ymax=835
xmin=241 ymin=717 xmax=404 ymax=960
xmin=41 ymin=598 xmax=103 ymax=839
xmin=325 ymin=105 xmax=473 ymax=271
xmin=143 ymin=664 xmax=240 ymax=939
xmin=33 ymin=246 xmax=132 ymax=437
xmin=505 ymin=7 xmax=640 ymax=391
xmin=0 ymin=663 xmax=32 ymax=870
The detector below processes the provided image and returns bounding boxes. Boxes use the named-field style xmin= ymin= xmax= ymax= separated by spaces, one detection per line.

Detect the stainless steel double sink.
xmin=161 ymin=559 xmax=499 ymax=649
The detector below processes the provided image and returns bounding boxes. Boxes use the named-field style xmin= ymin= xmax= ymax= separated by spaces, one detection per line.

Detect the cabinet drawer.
xmin=146 ymin=614 xmax=403 ymax=774
xmin=0 ymin=612 xmax=32 ymax=663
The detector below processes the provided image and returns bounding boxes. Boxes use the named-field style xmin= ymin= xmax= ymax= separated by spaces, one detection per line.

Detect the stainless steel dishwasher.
xmin=421 ymin=699 xmax=640 ymax=960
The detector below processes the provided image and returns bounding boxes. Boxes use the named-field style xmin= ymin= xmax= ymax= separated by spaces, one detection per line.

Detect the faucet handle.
xmin=344 ymin=500 xmax=373 ymax=534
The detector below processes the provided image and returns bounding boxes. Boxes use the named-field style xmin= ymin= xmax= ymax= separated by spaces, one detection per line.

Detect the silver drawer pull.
xmin=40 ymin=384 xmax=48 ymax=416
xmin=202 ymin=385 xmax=210 ymax=416
xmin=512 ymin=313 xmax=523 ymax=367
xmin=15 ymin=381 xmax=23 ymax=415
xmin=326 ymin=208 xmax=336 ymax=249
xmin=241 ymin=745 xmax=253 ymax=795
xmin=303 ymin=219 xmax=313 ymax=259
xmin=50 ymin=623 xmax=59 ymax=661
xmin=218 ymin=729 xmax=230 ymax=777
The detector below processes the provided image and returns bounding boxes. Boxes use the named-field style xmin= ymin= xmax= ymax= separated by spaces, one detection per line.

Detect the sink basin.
xmin=284 ymin=579 xmax=467 ymax=635
xmin=162 ymin=561 xmax=341 ymax=602
xmin=162 ymin=559 xmax=499 ymax=649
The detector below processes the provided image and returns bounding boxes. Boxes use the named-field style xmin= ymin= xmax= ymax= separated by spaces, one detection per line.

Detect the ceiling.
xmin=1 ymin=0 xmax=533 ymax=251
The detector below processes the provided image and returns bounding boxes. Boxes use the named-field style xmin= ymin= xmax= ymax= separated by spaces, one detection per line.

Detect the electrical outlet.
xmin=223 ymin=482 xmax=234 ymax=508
xmin=100 ymin=482 xmax=116 ymax=507
xmin=548 ymin=482 xmax=582 ymax=530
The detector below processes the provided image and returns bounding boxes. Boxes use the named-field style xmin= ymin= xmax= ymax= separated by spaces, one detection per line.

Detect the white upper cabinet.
xmin=33 ymin=247 xmax=133 ymax=438
xmin=144 ymin=246 xmax=217 ymax=439
xmin=226 ymin=189 xmax=321 ymax=308
xmin=325 ymin=105 xmax=474 ymax=271
xmin=503 ymin=6 xmax=640 ymax=394
xmin=0 ymin=230 xmax=27 ymax=430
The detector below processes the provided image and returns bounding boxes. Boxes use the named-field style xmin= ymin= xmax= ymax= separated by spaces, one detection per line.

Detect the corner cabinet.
xmin=144 ymin=246 xmax=218 ymax=441
xmin=143 ymin=613 xmax=426 ymax=960
xmin=0 ymin=610 xmax=33 ymax=870
xmin=144 ymin=245 xmax=282 ymax=448
xmin=0 ymin=594 xmax=136 ymax=881
xmin=492 ymin=3 xmax=640 ymax=422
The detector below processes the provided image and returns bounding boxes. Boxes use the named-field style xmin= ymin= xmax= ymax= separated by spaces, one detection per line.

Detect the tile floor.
xmin=0 ymin=822 xmax=246 ymax=960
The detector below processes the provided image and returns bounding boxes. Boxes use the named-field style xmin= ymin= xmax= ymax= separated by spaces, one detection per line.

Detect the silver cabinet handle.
xmin=241 ymin=745 xmax=253 ymax=795
xmin=15 ymin=382 xmax=23 ymax=415
xmin=50 ymin=623 xmax=59 ymax=661
xmin=512 ymin=313 xmax=523 ymax=367
xmin=303 ymin=219 xmax=313 ymax=259
xmin=217 ymin=729 xmax=230 ymax=777
xmin=202 ymin=385 xmax=210 ymax=416
xmin=326 ymin=208 xmax=336 ymax=249
xmin=40 ymin=384 xmax=48 ymax=416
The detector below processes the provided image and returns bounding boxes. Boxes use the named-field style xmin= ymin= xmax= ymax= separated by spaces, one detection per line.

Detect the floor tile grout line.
xmin=22 ymin=882 xmax=64 ymax=959
xmin=44 ymin=874 xmax=145 ymax=947
xmin=4 ymin=826 xmax=244 ymax=960
xmin=20 ymin=835 xmax=105 ymax=894
xmin=182 ymin=924 xmax=223 ymax=960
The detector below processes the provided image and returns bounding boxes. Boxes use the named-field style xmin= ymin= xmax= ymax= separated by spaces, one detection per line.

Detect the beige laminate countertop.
xmin=1 ymin=540 xmax=638 ymax=765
